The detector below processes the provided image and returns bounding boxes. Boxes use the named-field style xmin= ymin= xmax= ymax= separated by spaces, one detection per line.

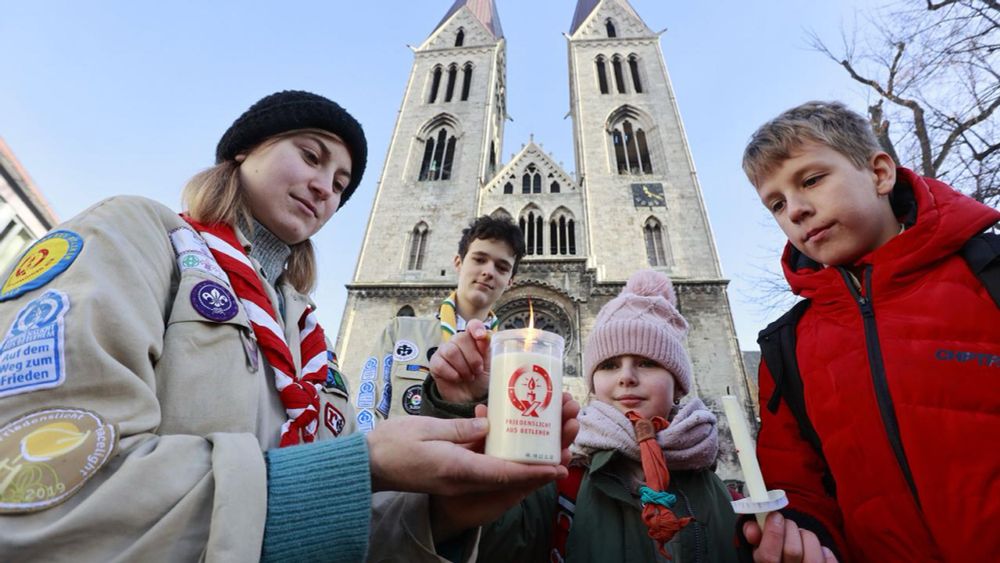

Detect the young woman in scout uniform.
xmin=0 ymin=90 xmax=578 ymax=561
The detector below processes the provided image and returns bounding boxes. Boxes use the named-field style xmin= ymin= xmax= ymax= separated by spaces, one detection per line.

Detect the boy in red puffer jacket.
xmin=741 ymin=100 xmax=999 ymax=562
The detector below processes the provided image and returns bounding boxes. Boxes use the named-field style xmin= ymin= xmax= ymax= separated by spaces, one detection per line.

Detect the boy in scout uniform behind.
xmin=356 ymin=216 xmax=525 ymax=425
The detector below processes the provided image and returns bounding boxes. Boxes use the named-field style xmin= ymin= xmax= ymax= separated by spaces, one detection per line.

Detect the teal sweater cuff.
xmin=262 ymin=433 xmax=372 ymax=562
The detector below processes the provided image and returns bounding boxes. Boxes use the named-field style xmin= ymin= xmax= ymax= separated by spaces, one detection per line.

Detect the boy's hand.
xmin=428 ymin=319 xmax=492 ymax=402
xmin=744 ymin=513 xmax=838 ymax=563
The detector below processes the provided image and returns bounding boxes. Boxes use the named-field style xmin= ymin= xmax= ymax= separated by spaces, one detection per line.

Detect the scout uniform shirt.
xmin=0 ymin=196 xmax=359 ymax=561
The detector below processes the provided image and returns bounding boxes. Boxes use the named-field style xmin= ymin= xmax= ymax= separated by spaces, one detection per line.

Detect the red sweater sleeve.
xmin=756 ymin=360 xmax=849 ymax=558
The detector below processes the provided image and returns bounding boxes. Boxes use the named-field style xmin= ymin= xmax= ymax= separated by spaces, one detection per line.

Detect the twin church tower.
xmin=335 ymin=0 xmax=752 ymax=481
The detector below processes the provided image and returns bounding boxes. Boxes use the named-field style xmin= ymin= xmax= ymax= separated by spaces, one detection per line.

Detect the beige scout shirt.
xmin=0 ymin=196 xmax=465 ymax=562
xmin=359 ymin=316 xmax=442 ymax=424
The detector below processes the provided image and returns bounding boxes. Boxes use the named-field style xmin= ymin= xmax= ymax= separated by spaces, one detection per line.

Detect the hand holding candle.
xmin=721 ymin=394 xmax=787 ymax=528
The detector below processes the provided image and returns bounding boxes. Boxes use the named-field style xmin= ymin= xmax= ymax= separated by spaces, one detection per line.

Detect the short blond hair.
xmin=182 ymin=133 xmax=318 ymax=293
xmin=742 ymin=101 xmax=883 ymax=187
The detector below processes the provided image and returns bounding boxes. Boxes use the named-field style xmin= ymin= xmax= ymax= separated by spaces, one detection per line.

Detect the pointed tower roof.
xmin=435 ymin=0 xmax=503 ymax=39
xmin=569 ymin=0 xmax=642 ymax=34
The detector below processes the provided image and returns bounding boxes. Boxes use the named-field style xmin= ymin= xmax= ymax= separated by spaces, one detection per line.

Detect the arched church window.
xmin=628 ymin=55 xmax=643 ymax=93
xmin=550 ymin=210 xmax=577 ymax=256
xmin=461 ymin=63 xmax=473 ymax=101
xmin=606 ymin=19 xmax=617 ymax=38
xmin=609 ymin=117 xmax=653 ymax=175
xmin=445 ymin=64 xmax=458 ymax=102
xmin=455 ymin=28 xmax=465 ymax=47
xmin=522 ymin=173 xmax=531 ymax=194
xmin=643 ymin=217 xmax=671 ymax=267
xmin=532 ymin=172 xmax=541 ymax=193
xmin=408 ymin=222 xmax=429 ymax=270
xmin=419 ymin=127 xmax=457 ymax=181
xmin=612 ymin=56 xmax=626 ymax=94
xmin=428 ymin=66 xmax=442 ymax=103
xmin=489 ymin=141 xmax=497 ymax=175
xmin=596 ymin=56 xmax=609 ymax=94
xmin=550 ymin=181 xmax=560 ymax=193
xmin=504 ymin=182 xmax=513 ymax=194
xmin=519 ymin=210 xmax=544 ymax=256
xmin=397 ymin=305 xmax=416 ymax=317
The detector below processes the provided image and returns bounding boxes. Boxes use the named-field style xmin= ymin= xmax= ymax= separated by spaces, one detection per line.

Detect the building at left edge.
xmin=0 ymin=138 xmax=59 ymax=270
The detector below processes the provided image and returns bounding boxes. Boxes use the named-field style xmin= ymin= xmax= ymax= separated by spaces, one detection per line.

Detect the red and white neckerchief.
xmin=183 ymin=216 xmax=328 ymax=447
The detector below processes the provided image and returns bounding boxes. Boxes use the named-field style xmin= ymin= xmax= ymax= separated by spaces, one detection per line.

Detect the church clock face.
xmin=631 ymin=182 xmax=666 ymax=207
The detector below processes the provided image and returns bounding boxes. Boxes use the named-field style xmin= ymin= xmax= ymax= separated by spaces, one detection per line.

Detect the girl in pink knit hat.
xmin=428 ymin=269 xmax=739 ymax=562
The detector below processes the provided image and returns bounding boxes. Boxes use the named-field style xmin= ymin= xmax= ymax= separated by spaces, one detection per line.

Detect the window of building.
xmin=549 ymin=209 xmax=577 ymax=256
xmin=504 ymin=181 xmax=513 ymax=194
xmin=428 ymin=66 xmax=442 ymax=103
xmin=643 ymin=217 xmax=671 ymax=267
xmin=455 ymin=28 xmax=465 ymax=47
xmin=596 ymin=56 xmax=609 ymax=94
xmin=519 ymin=210 xmax=544 ymax=256
xmin=461 ymin=63 xmax=473 ymax=101
xmin=397 ymin=305 xmax=416 ymax=317
xmin=608 ymin=112 xmax=654 ymax=175
xmin=550 ymin=181 xmax=560 ymax=193
xmin=445 ymin=64 xmax=458 ymax=102
xmin=628 ymin=55 xmax=643 ymax=93
xmin=418 ymin=126 xmax=458 ymax=181
xmin=408 ymin=222 xmax=429 ymax=270
xmin=606 ymin=19 xmax=617 ymax=38
xmin=612 ymin=56 xmax=626 ymax=94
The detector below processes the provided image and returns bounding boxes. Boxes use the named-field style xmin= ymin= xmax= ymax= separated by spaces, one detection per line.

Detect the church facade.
xmin=335 ymin=0 xmax=753 ymax=482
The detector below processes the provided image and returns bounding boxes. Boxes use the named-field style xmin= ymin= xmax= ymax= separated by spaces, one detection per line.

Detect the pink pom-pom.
xmin=624 ymin=269 xmax=676 ymax=306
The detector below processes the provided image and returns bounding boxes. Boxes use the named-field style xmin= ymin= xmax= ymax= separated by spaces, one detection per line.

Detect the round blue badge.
xmin=190 ymin=280 xmax=238 ymax=322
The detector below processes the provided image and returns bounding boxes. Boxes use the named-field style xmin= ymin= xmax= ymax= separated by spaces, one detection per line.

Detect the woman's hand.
xmin=366 ymin=391 xmax=579 ymax=495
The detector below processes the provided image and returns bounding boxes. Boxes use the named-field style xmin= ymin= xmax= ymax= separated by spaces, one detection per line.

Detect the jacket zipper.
xmin=838 ymin=266 xmax=921 ymax=507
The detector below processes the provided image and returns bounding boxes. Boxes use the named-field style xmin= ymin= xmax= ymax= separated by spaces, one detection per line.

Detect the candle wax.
xmin=485 ymin=350 xmax=562 ymax=464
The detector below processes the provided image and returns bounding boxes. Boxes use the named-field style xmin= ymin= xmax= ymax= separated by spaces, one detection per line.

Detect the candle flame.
xmin=524 ymin=298 xmax=536 ymax=352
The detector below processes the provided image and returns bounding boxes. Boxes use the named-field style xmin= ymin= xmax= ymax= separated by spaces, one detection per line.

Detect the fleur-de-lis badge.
xmin=202 ymin=287 xmax=230 ymax=309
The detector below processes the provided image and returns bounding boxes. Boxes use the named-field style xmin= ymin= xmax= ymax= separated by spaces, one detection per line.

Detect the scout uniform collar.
xmin=438 ymin=290 xmax=498 ymax=342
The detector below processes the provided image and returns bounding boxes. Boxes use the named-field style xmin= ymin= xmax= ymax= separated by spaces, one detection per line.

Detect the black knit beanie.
xmin=216 ymin=90 xmax=368 ymax=209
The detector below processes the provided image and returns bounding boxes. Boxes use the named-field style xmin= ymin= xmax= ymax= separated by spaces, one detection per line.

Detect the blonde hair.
xmin=182 ymin=134 xmax=317 ymax=293
xmin=742 ymin=101 xmax=884 ymax=188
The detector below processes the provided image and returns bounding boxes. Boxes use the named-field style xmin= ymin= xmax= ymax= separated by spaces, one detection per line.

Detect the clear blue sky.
xmin=0 ymin=0 xmax=885 ymax=351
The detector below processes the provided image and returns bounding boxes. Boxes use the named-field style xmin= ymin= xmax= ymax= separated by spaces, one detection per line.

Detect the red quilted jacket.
xmin=757 ymin=169 xmax=1000 ymax=562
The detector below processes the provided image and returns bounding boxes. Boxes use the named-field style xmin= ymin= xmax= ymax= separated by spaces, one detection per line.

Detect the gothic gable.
xmin=422 ymin=6 xmax=498 ymax=51
xmin=570 ymin=0 xmax=652 ymax=41
xmin=484 ymin=142 xmax=577 ymax=195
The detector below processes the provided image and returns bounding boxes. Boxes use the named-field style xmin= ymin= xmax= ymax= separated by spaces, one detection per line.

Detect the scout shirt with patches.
xmin=0 ymin=196 xmax=459 ymax=562
xmin=361 ymin=315 xmax=443 ymax=423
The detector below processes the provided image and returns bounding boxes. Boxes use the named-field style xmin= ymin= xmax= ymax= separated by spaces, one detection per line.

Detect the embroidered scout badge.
xmin=323 ymin=353 xmax=349 ymax=395
xmin=0 ymin=290 xmax=70 ymax=399
xmin=393 ymin=340 xmax=419 ymax=362
xmin=357 ymin=380 xmax=376 ymax=409
xmin=377 ymin=383 xmax=391 ymax=418
xmin=356 ymin=409 xmax=375 ymax=433
xmin=0 ymin=231 xmax=83 ymax=301
xmin=402 ymin=384 xmax=423 ymax=415
xmin=360 ymin=357 xmax=378 ymax=381
xmin=0 ymin=407 xmax=117 ymax=513
xmin=323 ymin=404 xmax=346 ymax=437
xmin=169 ymin=227 xmax=229 ymax=282
xmin=190 ymin=280 xmax=238 ymax=322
